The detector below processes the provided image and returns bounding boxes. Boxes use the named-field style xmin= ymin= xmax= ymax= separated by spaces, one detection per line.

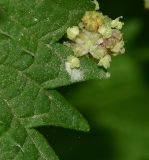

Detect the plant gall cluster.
xmin=65 ymin=8 xmax=125 ymax=70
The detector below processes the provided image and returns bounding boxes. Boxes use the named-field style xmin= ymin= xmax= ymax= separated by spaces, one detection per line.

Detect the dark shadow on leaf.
xmin=57 ymin=34 xmax=68 ymax=44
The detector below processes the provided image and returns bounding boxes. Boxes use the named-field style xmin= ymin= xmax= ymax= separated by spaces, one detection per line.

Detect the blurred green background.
xmin=38 ymin=0 xmax=149 ymax=159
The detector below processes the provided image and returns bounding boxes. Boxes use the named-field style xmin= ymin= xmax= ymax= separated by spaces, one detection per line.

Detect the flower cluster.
xmin=65 ymin=8 xmax=125 ymax=69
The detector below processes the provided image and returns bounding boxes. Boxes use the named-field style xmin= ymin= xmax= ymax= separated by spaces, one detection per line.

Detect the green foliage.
xmin=0 ymin=0 xmax=107 ymax=159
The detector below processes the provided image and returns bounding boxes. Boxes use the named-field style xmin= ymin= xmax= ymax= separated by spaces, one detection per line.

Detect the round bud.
xmin=67 ymin=26 xmax=80 ymax=40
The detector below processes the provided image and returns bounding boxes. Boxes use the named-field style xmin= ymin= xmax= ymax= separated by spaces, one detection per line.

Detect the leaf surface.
xmin=0 ymin=0 xmax=106 ymax=159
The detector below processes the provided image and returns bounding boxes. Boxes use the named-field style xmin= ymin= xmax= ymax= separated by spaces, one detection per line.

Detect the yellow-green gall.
xmin=111 ymin=40 xmax=125 ymax=53
xmin=90 ymin=46 xmax=107 ymax=59
xmin=82 ymin=11 xmax=103 ymax=31
xmin=72 ymin=43 xmax=89 ymax=57
xmin=67 ymin=26 xmax=80 ymax=40
xmin=98 ymin=25 xmax=112 ymax=38
xmin=67 ymin=55 xmax=80 ymax=69
xmin=64 ymin=7 xmax=125 ymax=71
xmin=92 ymin=0 xmax=100 ymax=10
xmin=98 ymin=55 xmax=111 ymax=69
xmin=111 ymin=17 xmax=124 ymax=30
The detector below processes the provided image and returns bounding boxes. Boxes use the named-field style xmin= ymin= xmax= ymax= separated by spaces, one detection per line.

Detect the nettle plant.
xmin=0 ymin=0 xmax=124 ymax=159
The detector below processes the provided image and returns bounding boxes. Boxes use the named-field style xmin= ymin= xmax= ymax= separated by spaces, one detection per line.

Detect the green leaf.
xmin=0 ymin=0 xmax=106 ymax=159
